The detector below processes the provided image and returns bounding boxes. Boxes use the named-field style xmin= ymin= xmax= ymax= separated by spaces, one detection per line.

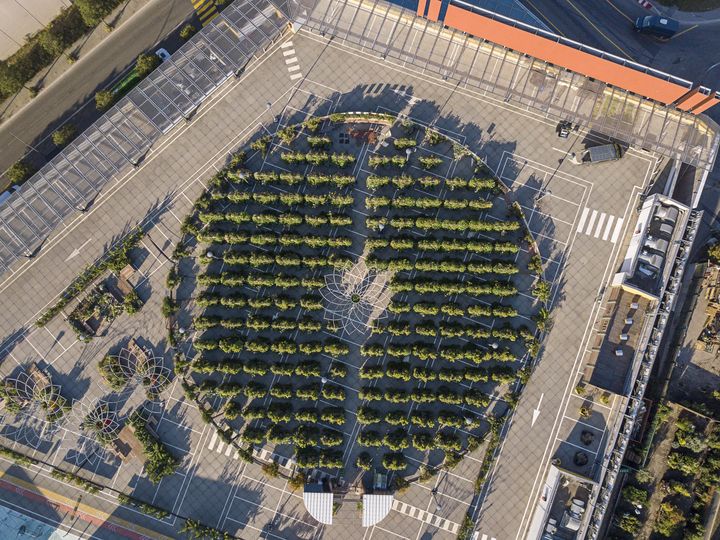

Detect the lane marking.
xmin=604 ymin=0 xmax=634 ymax=23
xmin=280 ymin=41 xmax=294 ymax=48
xmin=285 ymin=57 xmax=298 ymax=65
xmin=593 ymin=212 xmax=606 ymax=238
xmin=672 ymin=24 xmax=698 ymax=39
xmin=576 ymin=207 xmax=590 ymax=233
xmin=282 ymin=49 xmax=296 ymax=56
xmin=289 ymin=72 xmax=303 ymax=80
xmin=611 ymin=218 xmax=624 ymax=243
xmin=562 ymin=0 xmax=634 ymax=60
xmin=208 ymin=430 xmax=218 ymax=451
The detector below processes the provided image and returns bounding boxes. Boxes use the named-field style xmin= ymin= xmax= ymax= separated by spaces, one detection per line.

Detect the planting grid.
xmin=0 ymin=23 xmax=657 ymax=540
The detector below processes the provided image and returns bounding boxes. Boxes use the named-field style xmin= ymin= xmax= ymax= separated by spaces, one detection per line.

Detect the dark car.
xmin=634 ymin=16 xmax=679 ymax=40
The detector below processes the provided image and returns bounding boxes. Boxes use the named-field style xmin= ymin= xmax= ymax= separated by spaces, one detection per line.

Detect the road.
xmin=517 ymin=0 xmax=720 ymax=92
xmin=0 ymin=0 xmax=196 ymax=188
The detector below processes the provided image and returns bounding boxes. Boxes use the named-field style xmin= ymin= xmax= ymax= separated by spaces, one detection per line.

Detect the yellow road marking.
xmin=562 ymin=0 xmax=634 ymax=60
xmin=0 ymin=469 xmax=175 ymax=540
xmin=523 ymin=0 xmax=566 ymax=36
xmin=672 ymin=24 xmax=698 ymax=39
xmin=201 ymin=10 xmax=219 ymax=24
xmin=604 ymin=0 xmax=634 ymax=23
xmin=196 ymin=2 xmax=215 ymax=15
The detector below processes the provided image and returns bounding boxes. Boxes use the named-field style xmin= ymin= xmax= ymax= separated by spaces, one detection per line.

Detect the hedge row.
xmin=387 ymin=299 xmax=520 ymax=319
xmin=366 ymin=256 xmax=518 ymax=275
xmin=235 ymin=171 xmax=354 ymax=187
xmin=358 ymin=402 xmax=488 ymax=426
xmin=197 ymin=272 xmax=325 ymax=289
xmin=218 ymin=251 xmax=352 ymax=270
xmin=366 ymin=196 xmax=492 ymax=211
xmin=360 ymin=363 xmax=514 ymax=385
xmin=199 ymin=381 xmax=346 ymax=404
xmin=198 ymin=210 xmax=352 ymax=227
xmin=366 ymin=237 xmax=518 ymax=254
xmin=361 ymin=342 xmax=515 ymax=363
xmin=206 ymin=191 xmax=354 ymax=209
xmin=281 ymin=151 xmax=355 ymax=167
xmin=194 ymin=314 xmax=323 ymax=333
xmin=191 ymin=358 xmax=342 ymax=378
xmin=390 ymin=277 xmax=517 ymax=297
xmin=194 ymin=337 xmax=348 ymax=356
xmin=372 ymin=321 xmax=526 ymax=342
xmin=196 ymin=292 xmax=323 ymax=311
xmin=367 ymin=216 xmax=521 ymax=233
xmin=197 ymin=231 xmax=352 ymax=249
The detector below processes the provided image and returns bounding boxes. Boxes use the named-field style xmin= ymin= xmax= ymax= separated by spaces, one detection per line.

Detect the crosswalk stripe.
xmin=192 ymin=0 xmax=206 ymax=7
xmin=224 ymin=444 xmax=233 ymax=457
xmin=584 ymin=210 xmax=598 ymax=235
xmin=602 ymin=215 xmax=615 ymax=241
xmin=593 ymin=212 xmax=606 ymax=238
xmin=216 ymin=440 xmax=225 ymax=454
xmin=282 ymin=49 xmax=296 ymax=56
xmin=285 ymin=57 xmax=298 ymax=65
xmin=281 ymin=41 xmax=294 ymax=48
xmin=288 ymin=64 xmax=301 ymax=72
xmin=576 ymin=207 xmax=590 ymax=233
xmin=289 ymin=72 xmax=303 ymax=80
xmin=481 ymin=535 xmax=488 ymax=540
xmin=200 ymin=10 xmax=218 ymax=23
xmin=196 ymin=2 xmax=214 ymax=15
xmin=611 ymin=218 xmax=624 ymax=243
xmin=207 ymin=431 xmax=218 ymax=451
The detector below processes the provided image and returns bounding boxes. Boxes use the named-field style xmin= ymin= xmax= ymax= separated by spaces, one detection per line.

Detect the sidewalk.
xmin=0 ymin=0 xmax=153 ymax=124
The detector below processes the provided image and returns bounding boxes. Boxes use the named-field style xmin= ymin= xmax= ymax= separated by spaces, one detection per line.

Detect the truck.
xmin=573 ymin=143 xmax=623 ymax=164
xmin=634 ymin=16 xmax=679 ymax=40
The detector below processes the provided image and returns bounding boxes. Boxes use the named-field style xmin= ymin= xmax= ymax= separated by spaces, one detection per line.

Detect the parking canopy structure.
xmin=301 ymin=0 xmax=719 ymax=171
xmin=0 ymin=0 xmax=287 ymax=277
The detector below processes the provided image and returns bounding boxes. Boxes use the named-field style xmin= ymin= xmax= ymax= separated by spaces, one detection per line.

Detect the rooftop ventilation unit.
xmin=620 ymin=334 xmax=629 ymax=341
xmin=625 ymin=318 xmax=634 ymax=325
xmin=630 ymin=302 xmax=639 ymax=309
xmin=615 ymin=349 xmax=624 ymax=356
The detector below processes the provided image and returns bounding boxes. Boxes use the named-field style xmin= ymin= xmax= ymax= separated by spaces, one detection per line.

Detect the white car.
xmin=155 ymin=48 xmax=171 ymax=62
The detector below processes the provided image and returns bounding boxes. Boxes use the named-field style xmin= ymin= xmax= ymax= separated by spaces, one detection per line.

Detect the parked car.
xmin=573 ymin=143 xmax=623 ymax=164
xmin=634 ymin=16 xmax=678 ymax=40
xmin=155 ymin=48 xmax=171 ymax=62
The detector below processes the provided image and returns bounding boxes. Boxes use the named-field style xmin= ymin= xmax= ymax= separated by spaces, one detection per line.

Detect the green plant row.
xmin=197 ymin=230 xmax=352 ymax=249
xmin=199 ymin=380 xmax=346 ymax=404
xmin=474 ymin=417 xmax=503 ymax=494
xmin=329 ymin=112 xmax=396 ymax=124
xmin=205 ymin=190 xmax=354 ymax=209
xmin=117 ymin=493 xmax=170 ymax=519
xmin=181 ymin=518 xmax=234 ymax=540
xmin=197 ymin=271 xmax=325 ymax=289
xmin=295 ymin=448 xmax=344 ymax=469
xmin=194 ymin=314 xmax=323 ymax=333
xmin=367 ymin=216 xmax=521 ymax=233
xmin=358 ymin=364 xmax=515 ymax=386
xmin=218 ymin=251 xmax=352 ymax=270
xmin=193 ymin=336 xmax=349 ymax=356
xmin=366 ymin=255 xmax=518 ymax=275
xmin=128 ymin=411 xmax=179 ymax=484
xmin=249 ymin=171 xmax=355 ymax=187
xmin=191 ymin=358 xmax=343 ymax=379
xmin=196 ymin=292 xmax=323 ymax=311
xmin=368 ymin=155 xmax=408 ymax=168
xmin=361 ymin=342 xmax=515 ymax=363
xmin=366 ymin=196 xmax=492 ymax=211
xmin=357 ymin=386 xmax=490 ymax=413
xmin=372 ymin=320 xmax=527 ymax=343
xmin=366 ymin=174 xmax=496 ymax=192
xmin=358 ymin=428 xmax=462 ymax=453
xmin=50 ymin=469 xmax=103 ymax=494
xmin=36 ymin=227 xmax=144 ymax=326
xmin=228 ymin=401 xmax=346 ymax=425
xmin=388 ymin=299 xmax=520 ymax=319
xmin=390 ymin=277 xmax=517 ymax=297
xmin=0 ymin=445 xmax=39 ymax=467
xmin=366 ymin=236 xmax=518 ymax=254
xmin=241 ymin=423 xmax=342 ymax=450
xmin=357 ymin=405 xmax=486 ymax=429
xmin=197 ymin=210 xmax=352 ymax=228
xmin=281 ymin=151 xmax=355 ymax=167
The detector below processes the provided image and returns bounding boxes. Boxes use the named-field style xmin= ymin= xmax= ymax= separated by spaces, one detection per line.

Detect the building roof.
xmin=362 ymin=494 xmax=394 ymax=527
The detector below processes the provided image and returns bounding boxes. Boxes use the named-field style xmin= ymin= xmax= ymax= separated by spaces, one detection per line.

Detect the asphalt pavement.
xmin=0 ymin=0 xmax=196 ymax=188
xmin=517 ymin=0 xmax=720 ymax=91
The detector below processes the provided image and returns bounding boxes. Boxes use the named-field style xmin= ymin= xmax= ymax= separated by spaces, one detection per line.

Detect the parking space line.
xmin=556 ymin=436 xmax=599 ymax=456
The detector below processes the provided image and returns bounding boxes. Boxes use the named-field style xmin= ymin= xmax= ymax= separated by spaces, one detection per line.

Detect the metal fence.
xmin=302 ymin=0 xmax=719 ymax=170
xmin=0 ymin=0 xmax=287 ymax=276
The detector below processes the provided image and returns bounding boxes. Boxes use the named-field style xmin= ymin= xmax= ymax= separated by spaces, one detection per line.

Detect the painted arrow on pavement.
xmin=65 ymin=238 xmax=93 ymax=262
xmin=531 ymin=392 xmax=544 ymax=427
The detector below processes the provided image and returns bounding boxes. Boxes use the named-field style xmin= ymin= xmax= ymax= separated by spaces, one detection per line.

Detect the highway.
xmin=0 ymin=0 xmax=196 ymax=188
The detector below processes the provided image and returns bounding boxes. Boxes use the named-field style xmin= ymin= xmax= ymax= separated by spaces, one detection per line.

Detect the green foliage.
xmin=655 ymin=502 xmax=685 ymax=537
xmin=135 ymin=53 xmax=160 ymax=78
xmin=180 ymin=24 xmax=197 ymax=41
xmin=128 ymin=411 xmax=179 ymax=483
xmin=6 ymin=160 xmax=35 ymax=186
xmin=95 ymin=89 xmax=115 ymax=111
xmin=622 ymin=485 xmax=648 ymax=506
xmin=382 ymin=452 xmax=406 ymax=471
xmin=617 ymin=514 xmax=641 ymax=534
xmin=0 ymin=445 xmax=39 ymax=467
xmin=52 ymin=123 xmax=77 ymax=147
xmin=75 ymin=0 xmax=121 ymax=26
xmin=50 ymin=469 xmax=102 ymax=494
xmin=117 ymin=494 xmax=169 ymax=518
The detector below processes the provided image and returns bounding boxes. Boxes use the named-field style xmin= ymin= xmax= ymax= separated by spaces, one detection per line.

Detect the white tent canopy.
xmin=303 ymin=491 xmax=333 ymax=525
xmin=362 ymin=494 xmax=394 ymax=527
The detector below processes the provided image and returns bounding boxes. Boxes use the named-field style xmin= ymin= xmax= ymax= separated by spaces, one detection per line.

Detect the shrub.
xmin=418 ymin=155 xmax=443 ymax=170
xmin=655 ymin=502 xmax=684 ymax=537
xmin=6 ymin=160 xmax=35 ymax=185
xmin=135 ymin=53 xmax=160 ymax=78
xmin=75 ymin=0 xmax=119 ymax=26
xmin=356 ymin=452 xmax=373 ymax=470
xmin=382 ymin=453 xmax=406 ymax=471
xmin=95 ymin=89 xmax=114 ymax=111
xmin=179 ymin=24 xmax=197 ymax=40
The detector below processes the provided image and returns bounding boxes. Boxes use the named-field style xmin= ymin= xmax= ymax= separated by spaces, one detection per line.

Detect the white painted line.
xmin=481 ymin=535 xmax=488 ymax=540
xmin=593 ymin=212 xmax=606 ymax=238
xmin=289 ymin=72 xmax=303 ymax=80
xmin=280 ymin=41 xmax=294 ymax=48
xmin=611 ymin=218 xmax=624 ymax=243
xmin=282 ymin=49 xmax=296 ymax=56
xmin=216 ymin=440 xmax=225 ymax=454
xmin=285 ymin=57 xmax=298 ymax=65
xmin=584 ymin=210 xmax=598 ymax=236
xmin=576 ymin=207 xmax=589 ymax=233
xmin=207 ymin=431 xmax=218 ymax=451
xmin=602 ymin=215 xmax=615 ymax=241
xmin=225 ymin=444 xmax=233 ymax=457
xmin=287 ymin=64 xmax=301 ymax=72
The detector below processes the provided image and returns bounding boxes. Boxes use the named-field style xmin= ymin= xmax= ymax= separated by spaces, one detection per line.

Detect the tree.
xmin=75 ymin=0 xmax=116 ymax=26
xmin=621 ymin=485 xmax=648 ymax=506
xmin=655 ymin=503 xmax=684 ymax=537
xmin=52 ymin=123 xmax=77 ymax=147
xmin=179 ymin=24 xmax=197 ymax=41
xmin=95 ymin=89 xmax=114 ymax=111
xmin=135 ymin=53 xmax=160 ymax=78
xmin=709 ymin=243 xmax=720 ymax=264
xmin=356 ymin=452 xmax=372 ymax=470
xmin=617 ymin=514 xmax=640 ymax=534
xmin=6 ymin=160 xmax=34 ymax=185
